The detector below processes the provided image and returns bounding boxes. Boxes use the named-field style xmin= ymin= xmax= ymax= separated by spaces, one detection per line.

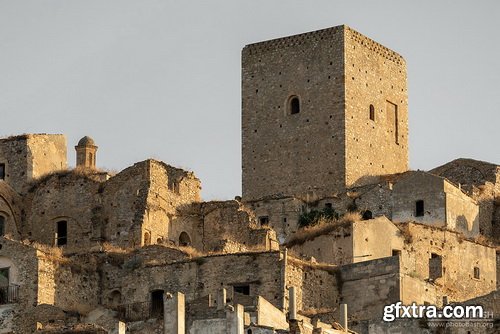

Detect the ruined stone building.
xmin=0 ymin=25 xmax=498 ymax=334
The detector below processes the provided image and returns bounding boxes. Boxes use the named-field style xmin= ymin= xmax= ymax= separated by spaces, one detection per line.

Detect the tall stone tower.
xmin=242 ymin=25 xmax=408 ymax=201
xmin=75 ymin=136 xmax=97 ymax=169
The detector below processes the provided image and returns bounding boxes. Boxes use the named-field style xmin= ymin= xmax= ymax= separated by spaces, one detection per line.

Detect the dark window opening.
xmin=0 ymin=216 xmax=4 ymax=236
xmin=88 ymin=153 xmax=93 ymax=166
xmin=0 ymin=164 xmax=5 ymax=180
xmin=442 ymin=296 xmax=448 ymax=305
xmin=151 ymin=290 xmax=164 ymax=318
xmin=474 ymin=267 xmax=480 ymax=279
xmin=325 ymin=203 xmax=333 ymax=209
xmin=247 ymin=330 xmax=253 ymax=334
xmin=55 ymin=221 xmax=67 ymax=246
xmin=362 ymin=210 xmax=373 ymax=220
xmin=429 ymin=253 xmax=443 ymax=280
xmin=369 ymin=104 xmax=375 ymax=121
xmin=392 ymin=249 xmax=401 ymax=257
xmin=0 ymin=267 xmax=9 ymax=304
xmin=415 ymin=200 xmax=424 ymax=217
xmin=233 ymin=285 xmax=250 ymax=296
xmin=179 ymin=231 xmax=191 ymax=247
xmin=259 ymin=216 xmax=269 ymax=226
xmin=289 ymin=96 xmax=300 ymax=114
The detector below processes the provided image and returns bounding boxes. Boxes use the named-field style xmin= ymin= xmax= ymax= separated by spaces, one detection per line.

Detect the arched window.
xmin=288 ymin=96 xmax=300 ymax=114
xmin=108 ymin=290 xmax=122 ymax=307
xmin=55 ymin=221 xmax=67 ymax=246
xmin=369 ymin=104 xmax=375 ymax=121
xmin=362 ymin=210 xmax=373 ymax=220
xmin=179 ymin=232 xmax=191 ymax=247
xmin=88 ymin=153 xmax=93 ymax=166
xmin=0 ymin=216 xmax=5 ymax=236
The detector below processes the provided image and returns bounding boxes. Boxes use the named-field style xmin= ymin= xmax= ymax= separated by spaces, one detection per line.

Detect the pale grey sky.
xmin=1 ymin=0 xmax=499 ymax=199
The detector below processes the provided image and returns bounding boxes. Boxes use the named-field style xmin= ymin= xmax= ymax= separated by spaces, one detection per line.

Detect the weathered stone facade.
xmin=242 ymin=25 xmax=408 ymax=201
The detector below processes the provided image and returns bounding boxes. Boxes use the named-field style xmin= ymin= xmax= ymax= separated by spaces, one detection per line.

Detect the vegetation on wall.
xmin=298 ymin=206 xmax=339 ymax=228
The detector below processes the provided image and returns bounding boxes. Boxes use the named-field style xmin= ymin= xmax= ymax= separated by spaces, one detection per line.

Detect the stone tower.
xmin=242 ymin=25 xmax=408 ymax=201
xmin=75 ymin=136 xmax=97 ymax=169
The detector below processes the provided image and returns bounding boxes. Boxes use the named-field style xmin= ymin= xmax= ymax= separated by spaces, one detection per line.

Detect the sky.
xmin=1 ymin=0 xmax=499 ymax=200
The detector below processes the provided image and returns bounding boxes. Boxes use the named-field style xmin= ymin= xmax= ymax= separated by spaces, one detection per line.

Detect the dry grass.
xmin=284 ymin=212 xmax=361 ymax=247
xmin=287 ymin=256 xmax=336 ymax=272
xmin=101 ymin=242 xmax=132 ymax=254
xmin=299 ymin=307 xmax=336 ymax=316
xmin=27 ymin=167 xmax=106 ymax=192
xmin=178 ymin=246 xmax=205 ymax=258
xmin=29 ymin=241 xmax=69 ymax=264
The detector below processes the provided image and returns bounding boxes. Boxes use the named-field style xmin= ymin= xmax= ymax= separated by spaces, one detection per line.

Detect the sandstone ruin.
xmin=0 ymin=25 xmax=498 ymax=334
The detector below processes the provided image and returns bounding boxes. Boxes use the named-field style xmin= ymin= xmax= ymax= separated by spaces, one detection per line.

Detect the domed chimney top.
xmin=75 ymin=136 xmax=98 ymax=169
xmin=77 ymin=136 xmax=96 ymax=147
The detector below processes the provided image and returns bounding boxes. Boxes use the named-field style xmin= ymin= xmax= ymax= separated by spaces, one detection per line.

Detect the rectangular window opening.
xmin=233 ymin=285 xmax=250 ymax=296
xmin=415 ymin=200 xmax=424 ymax=217
xmin=473 ymin=267 xmax=480 ymax=279
xmin=0 ymin=164 xmax=5 ymax=180
xmin=392 ymin=249 xmax=401 ymax=257
xmin=55 ymin=221 xmax=67 ymax=246
xmin=429 ymin=253 xmax=443 ymax=280
xmin=259 ymin=216 xmax=269 ymax=226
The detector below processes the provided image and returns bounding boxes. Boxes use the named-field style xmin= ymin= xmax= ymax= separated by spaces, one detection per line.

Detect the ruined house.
xmin=0 ymin=25 xmax=498 ymax=334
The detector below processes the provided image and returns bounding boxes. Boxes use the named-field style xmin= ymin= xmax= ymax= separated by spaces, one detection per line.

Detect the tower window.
xmin=0 ymin=164 xmax=5 ymax=180
xmin=415 ymin=200 xmax=424 ymax=217
xmin=55 ymin=220 xmax=67 ymax=246
xmin=369 ymin=104 xmax=375 ymax=121
xmin=289 ymin=96 xmax=300 ymax=114
xmin=473 ymin=267 xmax=480 ymax=279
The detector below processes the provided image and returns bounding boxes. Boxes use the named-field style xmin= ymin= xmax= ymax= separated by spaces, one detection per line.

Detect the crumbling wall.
xmin=392 ymin=172 xmax=446 ymax=225
xmin=0 ymin=239 xmax=41 ymax=333
xmin=444 ymin=181 xmax=479 ymax=237
xmin=37 ymin=252 xmax=100 ymax=314
xmin=400 ymin=223 xmax=496 ymax=302
xmin=339 ymin=256 xmax=400 ymax=321
xmin=143 ymin=160 xmax=201 ymax=246
xmin=288 ymin=223 xmax=353 ymax=266
xmin=285 ymin=257 xmax=339 ymax=314
xmin=102 ymin=251 xmax=286 ymax=312
xmin=101 ymin=161 xmax=150 ymax=248
xmin=352 ymin=217 xmax=404 ymax=263
xmin=27 ymin=134 xmax=67 ymax=181
xmin=0 ymin=182 xmax=23 ymax=239
xmin=25 ymin=171 xmax=102 ymax=252
xmin=0 ymin=134 xmax=67 ymax=194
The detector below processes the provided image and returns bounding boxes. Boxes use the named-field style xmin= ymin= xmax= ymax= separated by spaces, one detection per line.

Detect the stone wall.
xmin=0 ymin=134 xmax=67 ymax=194
xmin=339 ymin=256 xmax=400 ymax=321
xmin=400 ymin=223 xmax=497 ymax=302
xmin=242 ymin=25 xmax=408 ymax=201
xmin=344 ymin=27 xmax=408 ymax=188
xmin=392 ymin=172 xmax=479 ymax=236
xmin=242 ymin=26 xmax=346 ymax=201
xmin=285 ymin=257 xmax=339 ymax=313
xmin=102 ymin=251 xmax=287 ymax=311
xmin=0 ymin=238 xmax=42 ymax=333
xmin=0 ymin=182 xmax=23 ymax=239
xmin=25 ymin=171 xmax=102 ymax=252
